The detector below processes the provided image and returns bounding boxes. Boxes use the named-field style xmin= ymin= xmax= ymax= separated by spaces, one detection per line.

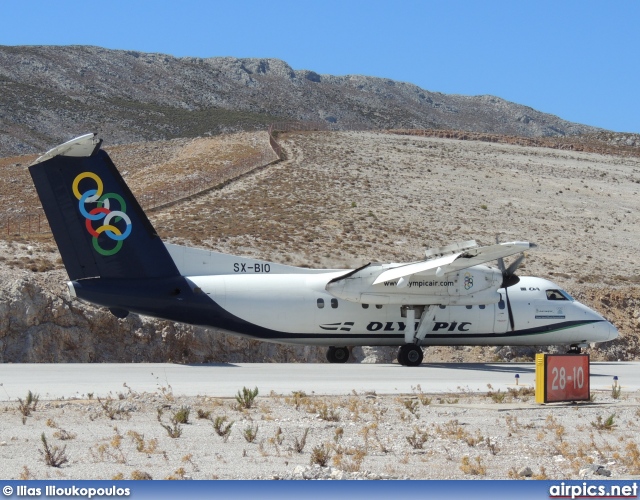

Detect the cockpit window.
xmin=559 ymin=290 xmax=575 ymax=301
xmin=546 ymin=289 xmax=574 ymax=301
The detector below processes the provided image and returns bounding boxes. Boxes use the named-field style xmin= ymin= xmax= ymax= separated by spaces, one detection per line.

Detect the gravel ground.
xmin=2 ymin=385 xmax=640 ymax=480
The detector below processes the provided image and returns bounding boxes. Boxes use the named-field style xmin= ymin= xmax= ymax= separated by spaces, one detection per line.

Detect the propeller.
xmin=498 ymin=253 xmax=521 ymax=331
xmin=496 ymin=235 xmax=526 ymax=288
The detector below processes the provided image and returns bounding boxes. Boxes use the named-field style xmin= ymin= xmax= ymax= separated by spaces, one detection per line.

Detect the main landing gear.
xmin=326 ymin=346 xmax=350 ymax=363
xmin=395 ymin=305 xmax=432 ymax=367
xmin=567 ymin=344 xmax=583 ymax=354
xmin=397 ymin=344 xmax=424 ymax=367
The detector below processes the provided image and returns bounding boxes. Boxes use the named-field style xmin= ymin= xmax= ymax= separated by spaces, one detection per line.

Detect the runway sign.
xmin=535 ymin=353 xmax=590 ymax=403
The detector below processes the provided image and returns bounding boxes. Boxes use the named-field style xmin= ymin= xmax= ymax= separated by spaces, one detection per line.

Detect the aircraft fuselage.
xmin=69 ymin=270 xmax=615 ymax=348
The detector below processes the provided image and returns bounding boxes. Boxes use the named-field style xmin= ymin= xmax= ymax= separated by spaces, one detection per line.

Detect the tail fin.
xmin=29 ymin=134 xmax=180 ymax=280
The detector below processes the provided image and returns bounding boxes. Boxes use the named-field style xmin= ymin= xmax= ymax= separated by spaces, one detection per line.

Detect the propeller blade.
xmin=505 ymin=288 xmax=515 ymax=331
xmin=505 ymin=254 xmax=525 ymax=277
xmin=497 ymin=257 xmax=506 ymax=274
xmin=495 ymin=235 xmax=506 ymax=273
xmin=496 ymin=235 xmax=528 ymax=288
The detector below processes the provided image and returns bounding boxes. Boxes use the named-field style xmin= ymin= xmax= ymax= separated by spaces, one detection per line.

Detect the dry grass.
xmin=459 ymin=455 xmax=487 ymax=476
xmin=2 ymin=386 xmax=640 ymax=480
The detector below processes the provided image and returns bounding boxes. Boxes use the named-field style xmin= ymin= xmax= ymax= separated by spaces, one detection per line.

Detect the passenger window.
xmin=331 ymin=298 xmax=338 ymax=309
xmin=362 ymin=304 xmax=369 ymax=309
xmin=498 ymin=295 xmax=505 ymax=310
xmin=439 ymin=305 xmax=446 ymax=309
xmin=479 ymin=305 xmax=486 ymax=310
xmin=317 ymin=298 xmax=324 ymax=309
xmin=546 ymin=290 xmax=568 ymax=301
xmin=375 ymin=304 xmax=383 ymax=309
xmin=466 ymin=305 xmax=472 ymax=309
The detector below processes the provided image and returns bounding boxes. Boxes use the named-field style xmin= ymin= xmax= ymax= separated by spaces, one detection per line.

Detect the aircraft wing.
xmin=372 ymin=241 xmax=534 ymax=285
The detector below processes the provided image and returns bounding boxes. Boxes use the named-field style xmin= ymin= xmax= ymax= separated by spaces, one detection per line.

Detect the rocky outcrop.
xmin=0 ymin=45 xmax=603 ymax=156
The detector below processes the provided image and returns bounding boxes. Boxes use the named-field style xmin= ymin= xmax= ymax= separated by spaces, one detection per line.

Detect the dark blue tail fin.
xmin=29 ymin=134 xmax=180 ymax=280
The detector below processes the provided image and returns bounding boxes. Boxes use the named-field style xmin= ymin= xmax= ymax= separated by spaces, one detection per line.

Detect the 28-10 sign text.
xmin=544 ymin=354 xmax=590 ymax=403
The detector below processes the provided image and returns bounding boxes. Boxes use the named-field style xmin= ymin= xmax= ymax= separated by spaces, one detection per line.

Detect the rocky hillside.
xmin=1 ymin=130 xmax=638 ymax=363
xmin=0 ymin=45 xmax=604 ymax=156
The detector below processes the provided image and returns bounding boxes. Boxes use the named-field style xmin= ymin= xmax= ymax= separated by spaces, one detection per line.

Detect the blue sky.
xmin=1 ymin=1 xmax=638 ymax=133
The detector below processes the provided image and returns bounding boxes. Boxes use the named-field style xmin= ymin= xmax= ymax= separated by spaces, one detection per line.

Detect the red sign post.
xmin=536 ymin=354 xmax=590 ymax=403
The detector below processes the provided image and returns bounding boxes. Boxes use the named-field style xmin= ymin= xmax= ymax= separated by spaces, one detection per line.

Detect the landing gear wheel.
xmin=397 ymin=347 xmax=408 ymax=366
xmin=326 ymin=346 xmax=349 ymax=363
xmin=398 ymin=344 xmax=424 ymax=367
xmin=567 ymin=345 xmax=582 ymax=354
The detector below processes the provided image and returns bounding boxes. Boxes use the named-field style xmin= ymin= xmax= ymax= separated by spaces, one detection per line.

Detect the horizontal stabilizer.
xmin=372 ymin=241 xmax=534 ymax=285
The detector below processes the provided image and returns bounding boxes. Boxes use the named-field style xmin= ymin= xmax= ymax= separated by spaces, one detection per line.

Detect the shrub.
xmin=196 ymin=409 xmax=211 ymax=420
xmin=487 ymin=389 xmax=506 ymax=403
xmin=406 ymin=428 xmax=429 ymax=449
xmin=173 ymin=406 xmax=191 ymax=424
xmin=212 ymin=416 xmax=234 ymax=442
xmin=97 ymin=396 xmax=130 ymax=420
xmin=157 ymin=408 xmax=183 ymax=438
xmin=127 ymin=431 xmax=158 ymax=454
xmin=243 ymin=424 xmax=259 ymax=443
xmin=612 ymin=383 xmax=622 ymax=399
xmin=460 ymin=455 xmax=486 ymax=475
xmin=403 ymin=398 xmax=419 ymax=417
xmin=18 ymin=390 xmax=39 ymax=423
xmin=310 ymin=444 xmax=332 ymax=467
xmin=236 ymin=387 xmax=259 ymax=409
xmin=591 ymin=414 xmax=616 ymax=431
xmin=293 ymin=428 xmax=310 ymax=453
xmin=40 ymin=433 xmax=69 ymax=468
xmin=317 ymin=403 xmax=340 ymax=422
xmin=130 ymin=470 xmax=153 ymax=480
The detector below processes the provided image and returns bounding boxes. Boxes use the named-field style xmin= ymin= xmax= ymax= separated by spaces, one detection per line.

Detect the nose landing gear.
xmin=567 ymin=342 xmax=589 ymax=354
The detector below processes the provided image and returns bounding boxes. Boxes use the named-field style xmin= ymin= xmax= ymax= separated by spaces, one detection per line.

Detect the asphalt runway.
xmin=1 ymin=362 xmax=637 ymax=400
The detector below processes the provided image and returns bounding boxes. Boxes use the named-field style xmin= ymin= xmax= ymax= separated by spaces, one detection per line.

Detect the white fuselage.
xmin=66 ymin=243 xmax=616 ymax=349
xmin=185 ymin=271 xmax=616 ymax=347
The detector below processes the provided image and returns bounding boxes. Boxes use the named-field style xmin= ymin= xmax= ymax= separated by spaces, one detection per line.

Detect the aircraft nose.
xmin=606 ymin=321 xmax=618 ymax=341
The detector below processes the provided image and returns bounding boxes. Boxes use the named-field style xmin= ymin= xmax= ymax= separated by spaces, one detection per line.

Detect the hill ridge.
xmin=0 ymin=44 xmax=602 ymax=156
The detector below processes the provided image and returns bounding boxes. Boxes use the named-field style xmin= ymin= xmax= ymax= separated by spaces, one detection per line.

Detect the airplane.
xmin=28 ymin=133 xmax=618 ymax=366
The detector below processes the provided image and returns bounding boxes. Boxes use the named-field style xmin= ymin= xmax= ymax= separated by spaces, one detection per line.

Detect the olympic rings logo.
xmin=73 ymin=172 xmax=132 ymax=256
xmin=463 ymin=272 xmax=474 ymax=290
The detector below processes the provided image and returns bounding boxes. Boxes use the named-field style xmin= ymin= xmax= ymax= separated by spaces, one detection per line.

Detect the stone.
xmin=518 ymin=466 xmax=533 ymax=477
xmin=579 ymin=464 xmax=611 ymax=478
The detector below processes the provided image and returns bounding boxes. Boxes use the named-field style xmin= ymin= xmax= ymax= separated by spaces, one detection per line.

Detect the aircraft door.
xmin=473 ymin=304 xmax=494 ymax=333
xmin=493 ymin=293 xmax=509 ymax=334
